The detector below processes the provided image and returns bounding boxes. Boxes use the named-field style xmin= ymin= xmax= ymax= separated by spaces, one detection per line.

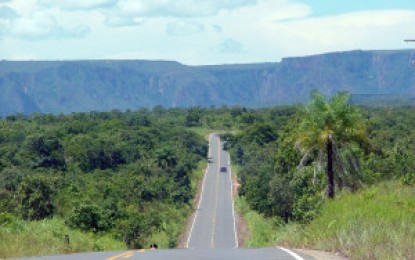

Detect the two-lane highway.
xmin=186 ymin=134 xmax=237 ymax=249
xmin=19 ymin=134 xmax=310 ymax=260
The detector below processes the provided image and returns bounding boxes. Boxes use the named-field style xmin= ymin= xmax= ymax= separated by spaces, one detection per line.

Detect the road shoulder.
xmin=294 ymin=248 xmax=348 ymax=260
xmin=178 ymin=165 xmax=207 ymax=248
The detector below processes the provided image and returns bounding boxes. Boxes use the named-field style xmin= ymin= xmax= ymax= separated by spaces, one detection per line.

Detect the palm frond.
xmin=295 ymin=90 xmax=367 ymax=197
xmin=297 ymin=146 xmax=316 ymax=170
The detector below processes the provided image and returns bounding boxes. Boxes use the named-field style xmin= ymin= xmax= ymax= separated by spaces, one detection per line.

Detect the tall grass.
xmin=233 ymin=163 xmax=284 ymax=248
xmin=190 ymin=160 xmax=208 ymax=192
xmin=279 ymin=181 xmax=415 ymax=259
xmin=237 ymin=181 xmax=415 ymax=259
xmin=0 ymin=160 xmax=210 ymax=258
xmin=188 ymin=128 xmax=239 ymax=140
xmin=236 ymin=197 xmax=282 ymax=247
xmin=188 ymin=128 xmax=217 ymax=139
xmin=0 ymin=217 xmax=126 ymax=258
xmin=144 ymin=203 xmax=192 ymax=249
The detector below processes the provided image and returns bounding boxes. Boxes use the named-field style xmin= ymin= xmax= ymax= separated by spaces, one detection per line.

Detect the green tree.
xmin=185 ymin=107 xmax=202 ymax=127
xmin=0 ymin=167 xmax=23 ymax=192
xmin=268 ymin=175 xmax=293 ymax=222
xmin=296 ymin=91 xmax=367 ymax=198
xmin=66 ymin=202 xmax=117 ymax=233
xmin=18 ymin=176 xmax=55 ymax=220
xmin=25 ymin=134 xmax=66 ymax=169
xmin=243 ymin=123 xmax=277 ymax=146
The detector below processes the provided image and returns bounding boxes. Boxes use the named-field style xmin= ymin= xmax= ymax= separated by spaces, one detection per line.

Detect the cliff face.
xmin=1 ymin=50 xmax=414 ymax=115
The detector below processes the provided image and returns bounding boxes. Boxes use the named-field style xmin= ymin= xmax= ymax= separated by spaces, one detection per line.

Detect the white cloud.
xmin=114 ymin=0 xmax=256 ymax=18
xmin=63 ymin=25 xmax=91 ymax=38
xmin=37 ymin=0 xmax=117 ymax=11
xmin=0 ymin=6 xmax=18 ymax=19
xmin=1 ymin=0 xmax=415 ymax=64
xmin=104 ymin=14 xmax=143 ymax=27
xmin=212 ymin=25 xmax=222 ymax=33
xmin=166 ymin=20 xmax=204 ymax=36
xmin=0 ymin=6 xmax=17 ymax=38
xmin=6 ymin=51 xmax=37 ymax=60
xmin=269 ymin=10 xmax=415 ymax=56
xmin=8 ymin=11 xmax=90 ymax=40
xmin=188 ymin=1 xmax=415 ymax=64
xmin=219 ymin=38 xmax=244 ymax=53
xmin=10 ymin=12 xmax=58 ymax=39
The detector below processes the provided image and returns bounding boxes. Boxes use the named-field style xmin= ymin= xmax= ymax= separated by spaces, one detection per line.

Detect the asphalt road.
xmin=186 ymin=134 xmax=237 ymax=249
xmin=17 ymin=248 xmax=309 ymax=260
xmin=16 ymin=134 xmax=309 ymax=260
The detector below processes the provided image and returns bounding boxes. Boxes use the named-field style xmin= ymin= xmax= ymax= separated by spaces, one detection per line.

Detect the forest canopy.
xmin=0 ymin=109 xmax=208 ymax=249
xmin=0 ymin=100 xmax=414 ymax=251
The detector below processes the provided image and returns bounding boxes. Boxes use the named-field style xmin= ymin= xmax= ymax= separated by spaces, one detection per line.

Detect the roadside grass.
xmin=0 ymin=217 xmax=126 ymax=259
xmin=190 ymin=160 xmax=208 ymax=192
xmin=232 ymin=164 xmax=283 ymax=248
xmin=188 ymin=128 xmax=222 ymax=139
xmin=236 ymin=180 xmax=415 ymax=259
xmin=188 ymin=128 xmax=239 ymax=140
xmin=235 ymin=197 xmax=282 ymax=248
xmin=277 ymin=181 xmax=415 ymax=259
xmin=144 ymin=204 xmax=192 ymax=249
xmin=147 ymin=158 xmax=211 ymax=249
xmin=0 ymin=156 xmax=210 ymax=257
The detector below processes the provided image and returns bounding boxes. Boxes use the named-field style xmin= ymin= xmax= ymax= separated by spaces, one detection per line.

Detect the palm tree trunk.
xmin=327 ymin=134 xmax=335 ymax=198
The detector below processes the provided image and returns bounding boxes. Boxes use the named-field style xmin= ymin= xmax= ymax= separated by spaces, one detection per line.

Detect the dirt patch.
xmin=235 ymin=209 xmax=249 ymax=247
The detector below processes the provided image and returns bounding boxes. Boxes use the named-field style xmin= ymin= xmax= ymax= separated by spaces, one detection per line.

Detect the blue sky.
xmin=0 ymin=0 xmax=414 ymax=64
xmin=301 ymin=0 xmax=415 ymax=16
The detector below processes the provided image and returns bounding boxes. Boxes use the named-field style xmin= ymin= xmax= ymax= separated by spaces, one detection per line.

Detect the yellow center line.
xmin=106 ymin=251 xmax=134 ymax=260
xmin=210 ymin=136 xmax=220 ymax=248
xmin=106 ymin=249 xmax=146 ymax=260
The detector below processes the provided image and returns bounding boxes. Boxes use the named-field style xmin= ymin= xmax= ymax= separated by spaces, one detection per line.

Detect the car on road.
xmin=220 ymin=166 xmax=227 ymax=173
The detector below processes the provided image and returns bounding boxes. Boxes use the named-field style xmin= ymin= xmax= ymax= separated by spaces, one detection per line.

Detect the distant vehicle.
xmin=220 ymin=166 xmax=227 ymax=172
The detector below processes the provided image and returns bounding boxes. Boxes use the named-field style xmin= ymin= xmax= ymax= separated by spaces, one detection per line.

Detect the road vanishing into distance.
xmin=17 ymin=134 xmax=310 ymax=260
xmin=186 ymin=134 xmax=237 ymax=249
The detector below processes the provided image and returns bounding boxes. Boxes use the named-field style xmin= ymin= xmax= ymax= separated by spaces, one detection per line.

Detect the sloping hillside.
xmin=1 ymin=50 xmax=414 ymax=115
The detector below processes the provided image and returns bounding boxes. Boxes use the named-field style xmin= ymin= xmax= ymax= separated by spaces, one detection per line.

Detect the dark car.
xmin=220 ymin=166 xmax=227 ymax=172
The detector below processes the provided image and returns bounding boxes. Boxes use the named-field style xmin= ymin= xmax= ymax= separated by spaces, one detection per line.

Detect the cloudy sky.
xmin=0 ymin=0 xmax=414 ymax=64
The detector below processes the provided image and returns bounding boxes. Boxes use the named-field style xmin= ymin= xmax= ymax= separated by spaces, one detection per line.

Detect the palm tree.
xmin=296 ymin=91 xmax=367 ymax=198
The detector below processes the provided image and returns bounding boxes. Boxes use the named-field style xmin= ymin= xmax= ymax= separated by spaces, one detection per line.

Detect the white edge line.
xmin=186 ymin=134 xmax=212 ymax=248
xmin=228 ymin=153 xmax=238 ymax=248
xmin=278 ymin=247 xmax=305 ymax=260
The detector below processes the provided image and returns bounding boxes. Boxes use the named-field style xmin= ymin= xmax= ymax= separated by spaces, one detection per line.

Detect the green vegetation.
xmin=222 ymin=93 xmax=414 ymax=257
xmin=225 ymin=94 xmax=414 ymax=222
xmin=236 ymin=197 xmax=282 ymax=248
xmin=278 ymin=181 xmax=415 ymax=260
xmin=0 ymin=109 xmax=208 ymax=257
xmin=0 ymin=94 xmax=414 ymax=258
xmin=296 ymin=91 xmax=367 ymax=198
xmin=0 ymin=217 xmax=126 ymax=258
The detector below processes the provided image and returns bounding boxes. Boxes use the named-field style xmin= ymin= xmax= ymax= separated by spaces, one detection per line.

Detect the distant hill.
xmin=1 ymin=50 xmax=415 ymax=116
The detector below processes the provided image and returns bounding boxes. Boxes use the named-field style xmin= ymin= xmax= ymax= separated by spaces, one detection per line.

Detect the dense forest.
xmin=222 ymin=94 xmax=415 ymax=224
xmin=0 ymin=97 xmax=414 ymax=257
xmin=0 ymin=108 xmax=208 ymax=251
